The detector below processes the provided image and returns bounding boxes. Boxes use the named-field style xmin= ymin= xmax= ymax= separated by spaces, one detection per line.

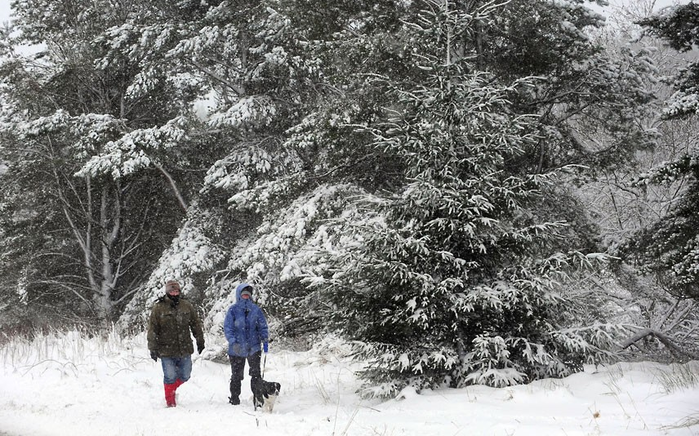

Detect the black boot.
xmin=229 ymin=377 xmax=241 ymax=405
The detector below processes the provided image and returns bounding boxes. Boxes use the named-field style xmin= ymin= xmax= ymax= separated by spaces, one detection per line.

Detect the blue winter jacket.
xmin=223 ymin=283 xmax=269 ymax=357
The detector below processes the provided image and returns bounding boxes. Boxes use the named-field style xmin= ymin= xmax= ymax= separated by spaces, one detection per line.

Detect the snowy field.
xmin=0 ymin=329 xmax=698 ymax=436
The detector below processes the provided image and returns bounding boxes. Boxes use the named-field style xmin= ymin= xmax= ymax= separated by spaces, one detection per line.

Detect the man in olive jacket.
xmin=147 ymin=279 xmax=205 ymax=407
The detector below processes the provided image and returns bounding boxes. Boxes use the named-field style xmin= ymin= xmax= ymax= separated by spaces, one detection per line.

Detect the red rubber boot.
xmin=174 ymin=378 xmax=185 ymax=390
xmin=164 ymin=383 xmax=177 ymax=407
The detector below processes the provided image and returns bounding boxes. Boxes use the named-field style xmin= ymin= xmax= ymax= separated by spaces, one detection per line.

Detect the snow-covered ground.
xmin=0 ymin=329 xmax=697 ymax=436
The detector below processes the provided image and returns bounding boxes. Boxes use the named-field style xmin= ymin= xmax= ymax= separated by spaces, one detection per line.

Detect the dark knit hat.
xmin=165 ymin=280 xmax=181 ymax=293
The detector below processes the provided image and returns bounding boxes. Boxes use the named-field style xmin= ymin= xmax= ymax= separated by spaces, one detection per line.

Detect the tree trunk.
xmin=96 ymin=184 xmax=119 ymax=325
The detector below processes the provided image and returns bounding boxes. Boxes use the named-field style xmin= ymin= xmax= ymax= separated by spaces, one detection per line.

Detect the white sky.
xmin=0 ymin=0 xmax=10 ymax=25
xmin=654 ymin=0 xmax=691 ymax=8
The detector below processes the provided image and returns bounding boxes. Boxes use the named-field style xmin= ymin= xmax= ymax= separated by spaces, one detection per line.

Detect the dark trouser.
xmin=228 ymin=351 xmax=262 ymax=402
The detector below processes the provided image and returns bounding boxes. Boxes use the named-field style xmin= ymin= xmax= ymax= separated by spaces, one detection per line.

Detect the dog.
xmin=252 ymin=378 xmax=281 ymax=412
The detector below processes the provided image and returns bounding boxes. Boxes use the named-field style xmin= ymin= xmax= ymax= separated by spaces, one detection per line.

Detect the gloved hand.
xmin=263 ymin=342 xmax=269 ymax=353
xmin=197 ymin=343 xmax=205 ymax=354
xmin=150 ymin=350 xmax=159 ymax=362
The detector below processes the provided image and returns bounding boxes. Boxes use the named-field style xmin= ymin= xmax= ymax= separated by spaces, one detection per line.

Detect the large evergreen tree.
xmin=291 ymin=0 xmax=638 ymax=397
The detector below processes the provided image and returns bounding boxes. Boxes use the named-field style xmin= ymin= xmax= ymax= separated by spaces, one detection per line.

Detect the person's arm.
xmin=191 ymin=305 xmax=205 ymax=353
xmin=147 ymin=307 xmax=160 ymax=360
xmin=223 ymin=308 xmax=235 ymax=343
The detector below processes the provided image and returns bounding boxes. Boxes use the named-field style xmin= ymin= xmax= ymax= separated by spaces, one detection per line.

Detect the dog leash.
xmin=262 ymin=352 xmax=267 ymax=379
xmin=254 ymin=351 xmax=268 ymax=413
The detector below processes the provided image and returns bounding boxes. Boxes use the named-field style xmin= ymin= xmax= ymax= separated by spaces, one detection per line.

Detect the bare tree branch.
xmin=622 ymin=328 xmax=699 ymax=360
xmin=153 ymin=162 xmax=188 ymax=212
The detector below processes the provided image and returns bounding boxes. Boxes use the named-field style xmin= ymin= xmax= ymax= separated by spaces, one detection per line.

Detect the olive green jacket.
xmin=147 ymin=296 xmax=205 ymax=358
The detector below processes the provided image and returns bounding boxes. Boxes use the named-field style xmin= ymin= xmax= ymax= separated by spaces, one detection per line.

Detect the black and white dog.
xmin=252 ymin=378 xmax=281 ymax=412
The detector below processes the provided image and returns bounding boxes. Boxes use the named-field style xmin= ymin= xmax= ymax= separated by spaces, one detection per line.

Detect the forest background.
xmin=0 ymin=0 xmax=698 ymax=397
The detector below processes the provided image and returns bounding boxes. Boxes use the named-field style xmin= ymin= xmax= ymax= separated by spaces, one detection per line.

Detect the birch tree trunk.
xmin=54 ymin=163 xmax=122 ymax=325
xmin=96 ymin=184 xmax=119 ymax=325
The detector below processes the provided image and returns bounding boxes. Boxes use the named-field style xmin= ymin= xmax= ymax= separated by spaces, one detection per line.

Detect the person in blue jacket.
xmin=223 ymin=283 xmax=269 ymax=405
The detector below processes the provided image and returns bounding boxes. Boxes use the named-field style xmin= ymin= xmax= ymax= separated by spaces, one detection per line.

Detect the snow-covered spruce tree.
xmin=277 ymin=0 xmax=634 ymax=397
xmin=306 ymin=68 xmax=629 ymax=397
xmin=0 ymin=0 xmax=213 ymax=327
